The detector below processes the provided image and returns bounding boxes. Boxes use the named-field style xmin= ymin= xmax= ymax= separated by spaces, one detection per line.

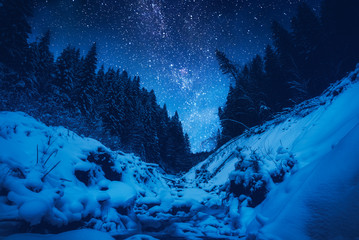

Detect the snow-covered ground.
xmin=0 ymin=111 xmax=171 ymax=238
xmin=185 ymin=66 xmax=359 ymax=238
xmin=1 ymin=66 xmax=359 ymax=239
xmin=0 ymin=112 xmax=239 ymax=239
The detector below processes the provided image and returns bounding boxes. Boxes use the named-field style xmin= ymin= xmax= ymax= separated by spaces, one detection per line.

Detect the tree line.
xmin=216 ymin=0 xmax=359 ymax=147
xmin=0 ymin=0 xmax=197 ymax=173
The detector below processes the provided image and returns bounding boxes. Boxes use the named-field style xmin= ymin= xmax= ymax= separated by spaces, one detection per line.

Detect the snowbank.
xmin=0 ymin=112 xmax=169 ymax=235
xmin=185 ymin=66 xmax=359 ymax=237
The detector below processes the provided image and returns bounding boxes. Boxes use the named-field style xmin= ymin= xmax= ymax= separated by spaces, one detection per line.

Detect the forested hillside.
xmin=216 ymin=0 xmax=359 ymax=147
xmin=0 ymin=0 xmax=196 ymax=173
xmin=1 ymin=0 xmax=359 ymax=239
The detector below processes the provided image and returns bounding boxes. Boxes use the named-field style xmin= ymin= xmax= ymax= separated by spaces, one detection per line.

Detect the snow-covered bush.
xmin=227 ymin=146 xmax=296 ymax=207
xmin=270 ymin=146 xmax=296 ymax=183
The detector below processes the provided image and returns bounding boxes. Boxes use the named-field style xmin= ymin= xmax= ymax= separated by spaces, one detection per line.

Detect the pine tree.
xmin=292 ymin=3 xmax=322 ymax=58
xmin=0 ymin=0 xmax=32 ymax=73
xmin=291 ymin=3 xmax=324 ymax=97
xmin=181 ymin=133 xmax=192 ymax=171
xmin=166 ymin=111 xmax=188 ymax=172
xmin=215 ymin=53 xmax=260 ymax=143
xmin=30 ymin=30 xmax=55 ymax=95
xmin=158 ymin=104 xmax=170 ymax=167
xmin=94 ymin=64 xmax=105 ymax=118
xmin=121 ymin=75 xmax=147 ymax=156
xmin=76 ymin=42 xmax=97 ymax=115
xmin=54 ymin=45 xmax=81 ymax=103
xmin=248 ymin=55 xmax=272 ymax=122
xmin=101 ymin=68 xmax=125 ymax=139
xmin=264 ymin=45 xmax=290 ymax=111
xmin=215 ymin=49 xmax=241 ymax=86
xmin=184 ymin=133 xmax=191 ymax=156
xmin=272 ymin=21 xmax=297 ymax=70
xmin=321 ymin=0 xmax=359 ymax=80
xmin=143 ymin=89 xmax=161 ymax=162
xmin=272 ymin=20 xmax=306 ymax=103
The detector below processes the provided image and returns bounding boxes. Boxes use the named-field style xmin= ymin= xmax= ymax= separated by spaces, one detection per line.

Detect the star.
xmin=31 ymin=0 xmax=321 ymax=152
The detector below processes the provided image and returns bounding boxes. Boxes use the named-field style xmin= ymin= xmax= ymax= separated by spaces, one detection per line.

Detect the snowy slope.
xmin=185 ymin=66 xmax=359 ymax=190
xmin=247 ymin=122 xmax=359 ymax=239
xmin=0 ymin=112 xmax=241 ymax=239
xmin=0 ymin=112 xmax=170 ymax=237
xmin=184 ymin=66 xmax=359 ymax=238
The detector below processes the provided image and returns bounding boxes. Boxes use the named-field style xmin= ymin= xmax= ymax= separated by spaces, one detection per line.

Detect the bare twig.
xmin=36 ymin=144 xmax=39 ymax=165
xmin=220 ymin=119 xmax=250 ymax=130
xmin=43 ymin=149 xmax=58 ymax=167
xmin=42 ymin=160 xmax=62 ymax=181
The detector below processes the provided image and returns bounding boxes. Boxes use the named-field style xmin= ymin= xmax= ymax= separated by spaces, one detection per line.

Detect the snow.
xmin=247 ymin=122 xmax=359 ymax=239
xmin=186 ymin=68 xmax=359 ymax=190
xmin=107 ymin=181 xmax=137 ymax=208
xmin=184 ymin=66 xmax=359 ymax=237
xmin=124 ymin=234 xmax=159 ymax=240
xmin=2 ymin=66 xmax=359 ymax=239
xmin=0 ymin=112 xmax=169 ymax=236
xmin=0 ymin=111 xmax=239 ymax=239
xmin=18 ymin=199 xmax=50 ymax=225
xmin=2 ymin=229 xmax=114 ymax=240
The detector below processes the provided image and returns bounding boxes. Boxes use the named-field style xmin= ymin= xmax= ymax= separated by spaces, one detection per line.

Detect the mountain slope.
xmin=184 ymin=65 xmax=359 ymax=238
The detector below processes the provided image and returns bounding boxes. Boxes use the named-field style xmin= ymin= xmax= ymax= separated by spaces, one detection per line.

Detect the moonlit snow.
xmin=1 ymin=67 xmax=359 ymax=239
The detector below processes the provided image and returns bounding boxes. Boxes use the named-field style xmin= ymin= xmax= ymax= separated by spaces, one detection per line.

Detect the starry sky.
xmin=30 ymin=0 xmax=321 ymax=152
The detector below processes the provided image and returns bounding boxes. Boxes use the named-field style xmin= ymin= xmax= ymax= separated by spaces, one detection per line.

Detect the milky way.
xmin=31 ymin=0 xmax=321 ymax=152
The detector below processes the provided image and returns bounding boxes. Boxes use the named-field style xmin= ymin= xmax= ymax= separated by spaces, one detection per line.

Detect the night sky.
xmin=31 ymin=0 xmax=321 ymax=152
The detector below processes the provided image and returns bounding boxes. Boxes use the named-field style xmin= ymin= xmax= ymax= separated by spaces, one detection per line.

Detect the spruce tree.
xmin=291 ymin=3 xmax=324 ymax=97
xmin=158 ymin=104 xmax=170 ymax=167
xmin=31 ymin=30 xmax=55 ymax=95
xmin=166 ymin=111 xmax=187 ymax=172
xmin=264 ymin=45 xmax=290 ymax=111
xmin=272 ymin=20 xmax=306 ymax=102
xmin=101 ymin=68 xmax=125 ymax=138
xmin=321 ymin=0 xmax=359 ymax=80
xmin=54 ymin=45 xmax=81 ymax=103
xmin=76 ymin=42 xmax=97 ymax=115
xmin=215 ymin=49 xmax=241 ymax=86
xmin=0 ymin=0 xmax=32 ymax=73
xmin=143 ymin=90 xmax=161 ymax=162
